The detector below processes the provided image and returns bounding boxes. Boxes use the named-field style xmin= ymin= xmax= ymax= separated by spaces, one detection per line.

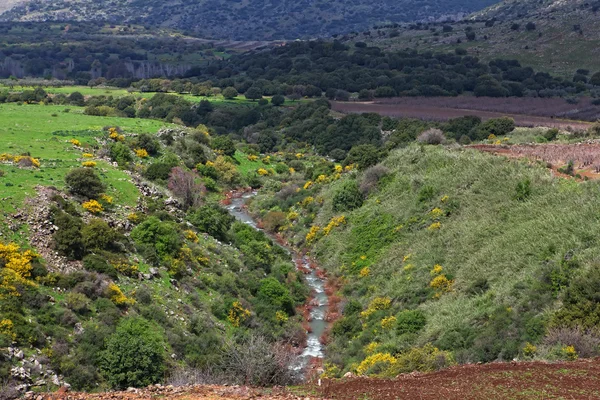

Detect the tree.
xmin=526 ymin=22 xmax=536 ymax=31
xmin=271 ymin=94 xmax=285 ymax=106
xmin=211 ymin=135 xmax=236 ymax=157
xmin=188 ymin=204 xmax=234 ymax=241
xmin=590 ymin=72 xmax=600 ymax=86
xmin=168 ymin=167 xmax=204 ymax=210
xmin=345 ymin=144 xmax=381 ymax=171
xmin=244 ymin=86 xmax=263 ymax=101
xmin=100 ymin=317 xmax=166 ymax=389
xmin=222 ymin=86 xmax=238 ymax=99
xmin=65 ymin=168 xmax=106 ymax=199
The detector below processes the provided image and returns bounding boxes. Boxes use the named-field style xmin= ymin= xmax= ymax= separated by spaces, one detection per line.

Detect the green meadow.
xmin=0 ymin=104 xmax=169 ymax=217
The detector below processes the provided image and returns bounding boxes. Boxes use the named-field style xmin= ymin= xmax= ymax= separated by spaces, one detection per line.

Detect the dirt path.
xmin=331 ymin=101 xmax=594 ymax=130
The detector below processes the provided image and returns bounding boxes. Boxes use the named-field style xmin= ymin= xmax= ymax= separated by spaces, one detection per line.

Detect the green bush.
xmin=51 ymin=208 xmax=85 ymax=260
xmin=130 ymin=216 xmax=182 ymax=259
xmin=100 ymin=317 xmax=166 ymax=389
xmin=82 ymin=219 xmax=120 ymax=252
xmin=397 ymin=310 xmax=427 ymax=335
xmin=188 ymin=204 xmax=234 ymax=241
xmin=109 ymin=142 xmax=133 ymax=166
xmin=83 ymin=254 xmax=118 ymax=279
xmin=332 ymin=180 xmax=363 ymax=212
xmin=65 ymin=168 xmax=106 ymax=199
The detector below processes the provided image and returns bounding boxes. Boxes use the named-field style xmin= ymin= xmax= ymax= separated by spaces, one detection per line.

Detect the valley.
xmin=3 ymin=0 xmax=600 ymax=398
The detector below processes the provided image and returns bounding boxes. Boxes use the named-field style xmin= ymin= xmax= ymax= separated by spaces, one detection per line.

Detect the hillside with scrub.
xmin=249 ymin=137 xmax=600 ymax=376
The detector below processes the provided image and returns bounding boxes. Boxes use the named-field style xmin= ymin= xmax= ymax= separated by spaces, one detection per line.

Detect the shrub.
xmin=130 ymin=216 xmax=182 ymax=259
xmin=65 ymin=168 xmax=106 ymax=199
xmin=109 ymin=142 xmax=133 ymax=166
xmin=81 ymin=219 xmax=119 ymax=252
xmin=211 ymin=136 xmax=236 ymax=157
xmin=262 ymin=211 xmax=287 ymax=233
xmin=222 ymin=87 xmax=238 ymax=100
xmin=144 ymin=162 xmax=173 ymax=182
xmin=514 ymin=178 xmax=531 ymax=201
xmin=360 ymin=164 xmax=390 ymax=195
xmin=397 ymin=310 xmax=427 ymax=335
xmin=82 ymin=199 xmax=103 ymax=214
xmin=417 ymin=128 xmax=446 ymax=145
xmin=332 ymin=180 xmax=363 ymax=212
xmin=271 ymin=94 xmax=285 ymax=106
xmin=187 ymin=204 xmax=234 ymax=242
xmin=219 ymin=335 xmax=298 ymax=386
xmin=83 ymin=254 xmax=118 ymax=279
xmin=543 ymin=327 xmax=600 ymax=358
xmin=100 ymin=317 xmax=166 ymax=389
xmin=51 ymin=209 xmax=85 ymax=260
xmin=345 ymin=144 xmax=382 ymax=171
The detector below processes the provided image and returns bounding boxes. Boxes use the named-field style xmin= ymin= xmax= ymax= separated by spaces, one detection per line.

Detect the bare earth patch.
xmin=332 ymin=97 xmax=597 ymax=130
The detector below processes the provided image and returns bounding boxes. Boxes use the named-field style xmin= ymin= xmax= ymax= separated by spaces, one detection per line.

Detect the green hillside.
xmin=1 ymin=0 xmax=500 ymax=40
xmin=251 ymin=143 xmax=600 ymax=375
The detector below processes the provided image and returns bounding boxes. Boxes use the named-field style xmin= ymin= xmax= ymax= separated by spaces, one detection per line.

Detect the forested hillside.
xmin=0 ymin=0 xmax=500 ymax=40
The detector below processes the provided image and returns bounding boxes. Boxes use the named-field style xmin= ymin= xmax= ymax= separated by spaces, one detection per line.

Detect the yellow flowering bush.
xmin=257 ymin=168 xmax=269 ymax=176
xmin=70 ymin=139 xmax=81 ymax=146
xmin=275 ymin=310 xmax=289 ymax=323
xmin=247 ymin=154 xmax=259 ymax=162
xmin=356 ymin=352 xmax=397 ymax=376
xmin=0 ymin=153 xmax=40 ymax=168
xmin=403 ymin=254 xmax=412 ymax=263
xmin=488 ymin=134 xmax=497 ymax=140
xmin=562 ymin=345 xmax=578 ymax=361
xmin=287 ymin=211 xmax=299 ymax=221
xmin=228 ymin=301 xmax=251 ymax=327
xmin=303 ymin=180 xmax=314 ymax=190
xmin=113 ymin=262 xmax=139 ymax=277
xmin=100 ymin=194 xmax=113 ymax=204
xmin=345 ymin=164 xmax=355 ymax=172
xmin=262 ymin=155 xmax=271 ymax=164
xmin=430 ymin=275 xmax=454 ymax=298
xmin=361 ymin=297 xmax=392 ymax=318
xmin=289 ymin=167 xmax=295 ymax=174
xmin=300 ymin=196 xmax=314 ymax=207
xmin=185 ymin=229 xmax=199 ymax=242
xmin=364 ymin=342 xmax=379 ymax=355
xmin=316 ymin=174 xmax=328 ymax=183
xmin=82 ymin=199 xmax=103 ymax=214
xmin=82 ymin=153 xmax=94 ymax=158
xmin=305 ymin=225 xmax=321 ymax=243
xmin=429 ymin=208 xmax=444 ymax=219
xmin=431 ymin=264 xmax=443 ymax=275
xmin=108 ymin=127 xmax=125 ymax=142
xmin=135 ymin=148 xmax=149 ymax=158
xmin=82 ymin=161 xmax=97 ymax=168
xmin=320 ymin=363 xmax=341 ymax=379
xmin=127 ymin=212 xmax=140 ymax=223
xmin=295 ymin=153 xmax=304 ymax=159
xmin=205 ymin=160 xmax=215 ymax=167
xmin=334 ymin=165 xmax=343 ymax=173
xmin=107 ymin=283 xmax=135 ymax=306
xmin=523 ymin=342 xmax=537 ymax=358
xmin=0 ymin=242 xmax=37 ymax=282
xmin=359 ymin=267 xmax=371 ymax=278
xmin=323 ymin=215 xmax=346 ymax=235
xmin=0 ymin=319 xmax=16 ymax=341
xmin=381 ymin=316 xmax=397 ymax=330
xmin=441 ymin=195 xmax=449 ymax=203
xmin=427 ymin=222 xmax=442 ymax=231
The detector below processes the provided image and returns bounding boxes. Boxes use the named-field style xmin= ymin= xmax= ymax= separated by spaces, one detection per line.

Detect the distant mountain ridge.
xmin=0 ymin=0 xmax=501 ymax=40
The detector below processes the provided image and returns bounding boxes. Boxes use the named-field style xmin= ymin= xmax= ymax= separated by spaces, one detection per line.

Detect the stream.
xmin=225 ymin=192 xmax=328 ymax=370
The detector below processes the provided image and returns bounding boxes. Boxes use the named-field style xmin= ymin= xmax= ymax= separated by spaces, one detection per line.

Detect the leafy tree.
xmin=258 ymin=277 xmax=295 ymax=315
xmin=222 ymin=86 xmax=238 ymax=99
xmin=100 ymin=317 xmax=166 ymax=389
xmin=81 ymin=219 xmax=119 ymax=252
xmin=271 ymin=94 xmax=285 ymax=106
xmin=65 ymin=168 xmax=106 ymax=199
xmin=244 ymin=86 xmax=263 ymax=101
xmin=345 ymin=144 xmax=382 ymax=171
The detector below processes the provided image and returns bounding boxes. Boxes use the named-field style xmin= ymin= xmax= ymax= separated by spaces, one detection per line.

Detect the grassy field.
xmin=0 ymin=104 xmax=169 ymax=220
xmin=1 ymin=85 xmax=309 ymax=106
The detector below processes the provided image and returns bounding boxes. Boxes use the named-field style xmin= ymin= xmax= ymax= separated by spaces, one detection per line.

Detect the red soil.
xmin=320 ymin=358 xmax=600 ymax=399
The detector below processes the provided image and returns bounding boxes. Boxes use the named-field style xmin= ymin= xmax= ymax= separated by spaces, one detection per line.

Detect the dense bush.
xmin=332 ymin=180 xmax=364 ymax=212
xmin=100 ymin=317 xmax=166 ymax=389
xmin=187 ymin=204 xmax=234 ymax=241
xmin=65 ymin=168 xmax=106 ymax=199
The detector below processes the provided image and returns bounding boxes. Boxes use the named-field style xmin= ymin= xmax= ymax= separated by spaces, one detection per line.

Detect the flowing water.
xmin=225 ymin=192 xmax=328 ymax=370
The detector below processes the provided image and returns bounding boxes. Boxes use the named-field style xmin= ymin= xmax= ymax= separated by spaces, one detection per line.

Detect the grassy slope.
xmin=0 ymin=104 xmax=168 ymax=218
xmin=311 ymin=145 xmax=600 ymax=363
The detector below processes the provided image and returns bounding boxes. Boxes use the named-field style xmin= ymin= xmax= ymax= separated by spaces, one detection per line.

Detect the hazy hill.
xmin=0 ymin=0 xmax=500 ymax=40
xmin=342 ymin=0 xmax=600 ymax=77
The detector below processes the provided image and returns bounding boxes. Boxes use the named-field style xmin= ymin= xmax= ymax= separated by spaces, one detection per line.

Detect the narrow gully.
xmin=225 ymin=191 xmax=328 ymax=371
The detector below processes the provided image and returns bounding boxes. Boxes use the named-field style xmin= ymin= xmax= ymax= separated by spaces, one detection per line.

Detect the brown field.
xmin=331 ymin=96 xmax=598 ymax=130
xmin=320 ymin=358 xmax=600 ymax=400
